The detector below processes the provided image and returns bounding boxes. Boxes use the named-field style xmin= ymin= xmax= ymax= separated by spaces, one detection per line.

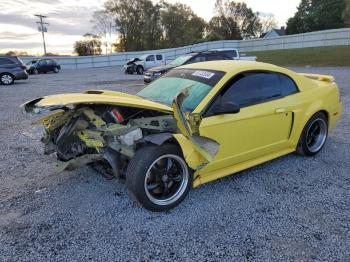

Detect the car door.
xmin=46 ymin=60 xmax=54 ymax=71
xmin=0 ymin=58 xmax=15 ymax=70
xmin=155 ymin=55 xmax=163 ymax=66
xmin=145 ymin=55 xmax=156 ymax=70
xmin=37 ymin=60 xmax=46 ymax=72
xmin=198 ymin=71 xmax=297 ymax=172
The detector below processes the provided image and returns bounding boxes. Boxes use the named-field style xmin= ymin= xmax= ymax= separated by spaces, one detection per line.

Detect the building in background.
xmin=260 ymin=27 xmax=286 ymax=38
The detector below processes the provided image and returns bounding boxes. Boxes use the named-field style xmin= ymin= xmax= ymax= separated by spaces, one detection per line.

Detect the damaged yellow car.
xmin=23 ymin=61 xmax=342 ymax=211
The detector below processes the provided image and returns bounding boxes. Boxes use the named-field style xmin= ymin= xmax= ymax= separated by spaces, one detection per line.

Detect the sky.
xmin=0 ymin=0 xmax=300 ymax=55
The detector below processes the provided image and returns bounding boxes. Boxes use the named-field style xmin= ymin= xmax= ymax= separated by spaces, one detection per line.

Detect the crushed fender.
xmin=172 ymin=87 xmax=219 ymax=164
xmin=23 ymin=89 xmax=219 ymax=179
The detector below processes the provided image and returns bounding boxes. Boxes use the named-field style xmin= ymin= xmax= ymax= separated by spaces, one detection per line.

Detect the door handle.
xmin=275 ymin=108 xmax=286 ymax=114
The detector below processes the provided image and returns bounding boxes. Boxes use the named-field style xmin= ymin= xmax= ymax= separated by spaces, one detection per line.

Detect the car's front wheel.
xmin=136 ymin=65 xmax=144 ymax=75
xmin=297 ymin=112 xmax=328 ymax=156
xmin=53 ymin=67 xmax=59 ymax=73
xmin=33 ymin=68 xmax=38 ymax=75
xmin=126 ymin=144 xmax=192 ymax=212
xmin=0 ymin=73 xmax=14 ymax=85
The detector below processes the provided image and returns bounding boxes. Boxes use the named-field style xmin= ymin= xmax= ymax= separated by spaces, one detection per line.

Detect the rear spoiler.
xmin=300 ymin=73 xmax=335 ymax=83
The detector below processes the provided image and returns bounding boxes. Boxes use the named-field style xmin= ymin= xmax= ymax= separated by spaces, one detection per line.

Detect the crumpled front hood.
xmin=126 ymin=58 xmax=141 ymax=65
xmin=23 ymin=90 xmax=172 ymax=114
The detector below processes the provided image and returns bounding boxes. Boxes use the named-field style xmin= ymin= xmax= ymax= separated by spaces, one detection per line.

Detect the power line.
xmin=34 ymin=14 xmax=49 ymax=56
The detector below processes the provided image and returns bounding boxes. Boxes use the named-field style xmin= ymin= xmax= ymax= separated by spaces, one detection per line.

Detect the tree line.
xmin=74 ymin=0 xmax=350 ymax=56
xmin=286 ymin=0 xmax=349 ymax=34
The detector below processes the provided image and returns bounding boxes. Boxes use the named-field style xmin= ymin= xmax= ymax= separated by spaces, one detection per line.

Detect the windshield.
xmin=169 ymin=55 xmax=193 ymax=66
xmin=137 ymin=69 xmax=225 ymax=112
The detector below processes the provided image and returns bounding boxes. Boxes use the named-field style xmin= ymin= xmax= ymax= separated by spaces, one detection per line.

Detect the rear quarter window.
xmin=279 ymin=74 xmax=299 ymax=96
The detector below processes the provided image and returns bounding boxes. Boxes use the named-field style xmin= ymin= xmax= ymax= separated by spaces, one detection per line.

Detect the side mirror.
xmin=212 ymin=101 xmax=240 ymax=115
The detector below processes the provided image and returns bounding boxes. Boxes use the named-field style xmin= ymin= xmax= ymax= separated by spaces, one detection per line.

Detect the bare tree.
xmin=92 ymin=10 xmax=115 ymax=54
xmin=258 ymin=13 xmax=278 ymax=35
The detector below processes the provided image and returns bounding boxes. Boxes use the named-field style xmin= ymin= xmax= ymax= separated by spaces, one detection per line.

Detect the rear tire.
xmin=0 ymin=73 xmax=14 ymax=85
xmin=126 ymin=144 xmax=192 ymax=212
xmin=296 ymin=112 xmax=328 ymax=156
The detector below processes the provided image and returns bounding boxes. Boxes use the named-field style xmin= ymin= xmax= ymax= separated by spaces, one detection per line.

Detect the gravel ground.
xmin=0 ymin=66 xmax=349 ymax=261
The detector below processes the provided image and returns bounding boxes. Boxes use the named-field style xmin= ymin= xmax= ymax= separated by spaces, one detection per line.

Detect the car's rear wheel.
xmin=136 ymin=65 xmax=144 ymax=75
xmin=126 ymin=144 xmax=192 ymax=212
xmin=53 ymin=67 xmax=59 ymax=73
xmin=297 ymin=112 xmax=328 ymax=156
xmin=0 ymin=73 xmax=14 ymax=85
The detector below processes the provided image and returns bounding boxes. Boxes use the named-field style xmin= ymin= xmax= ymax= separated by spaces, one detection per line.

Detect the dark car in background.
xmin=144 ymin=50 xmax=233 ymax=83
xmin=0 ymin=56 xmax=28 ymax=85
xmin=26 ymin=59 xmax=61 ymax=74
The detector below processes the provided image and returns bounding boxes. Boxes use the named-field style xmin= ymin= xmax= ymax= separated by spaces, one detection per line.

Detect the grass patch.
xmin=245 ymin=46 xmax=350 ymax=67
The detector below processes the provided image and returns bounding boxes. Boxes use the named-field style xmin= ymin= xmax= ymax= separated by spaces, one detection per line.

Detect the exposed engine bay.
xmin=36 ymin=104 xmax=178 ymax=179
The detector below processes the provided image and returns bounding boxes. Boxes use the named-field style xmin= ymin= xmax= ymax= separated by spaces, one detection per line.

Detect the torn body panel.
xmin=23 ymin=90 xmax=218 ymax=185
xmin=171 ymin=88 xmax=220 ymax=163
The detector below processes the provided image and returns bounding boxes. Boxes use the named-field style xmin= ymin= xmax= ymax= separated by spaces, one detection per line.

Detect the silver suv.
xmin=0 ymin=56 xmax=28 ymax=85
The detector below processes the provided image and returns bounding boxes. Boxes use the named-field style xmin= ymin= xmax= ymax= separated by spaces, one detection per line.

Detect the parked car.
xmin=144 ymin=51 xmax=232 ymax=83
xmin=26 ymin=59 xmax=61 ymax=74
xmin=0 ymin=56 xmax=28 ymax=85
xmin=23 ymin=61 xmax=342 ymax=211
xmin=124 ymin=54 xmax=165 ymax=75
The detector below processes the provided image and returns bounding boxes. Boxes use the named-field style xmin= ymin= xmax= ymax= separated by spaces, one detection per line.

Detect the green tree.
xmin=74 ymin=33 xmax=102 ymax=56
xmin=160 ymin=1 xmax=206 ymax=48
xmin=207 ymin=0 xmax=262 ymax=40
xmin=286 ymin=0 xmax=347 ymax=34
xmin=343 ymin=0 xmax=350 ymax=27
xmin=105 ymin=0 xmax=163 ymax=51
xmin=206 ymin=16 xmax=241 ymax=41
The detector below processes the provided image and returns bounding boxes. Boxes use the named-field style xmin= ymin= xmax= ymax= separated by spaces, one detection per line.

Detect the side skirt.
xmin=193 ymin=147 xmax=295 ymax=188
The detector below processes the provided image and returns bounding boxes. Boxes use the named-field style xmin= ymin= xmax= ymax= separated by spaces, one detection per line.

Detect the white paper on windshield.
xmin=192 ymin=71 xmax=215 ymax=79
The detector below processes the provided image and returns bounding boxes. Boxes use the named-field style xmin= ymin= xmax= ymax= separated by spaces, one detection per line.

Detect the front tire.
xmin=33 ymin=68 xmax=38 ymax=75
xmin=53 ymin=67 xmax=59 ymax=73
xmin=296 ymin=112 xmax=328 ymax=156
xmin=0 ymin=73 xmax=14 ymax=85
xmin=136 ymin=65 xmax=144 ymax=75
xmin=126 ymin=144 xmax=192 ymax=212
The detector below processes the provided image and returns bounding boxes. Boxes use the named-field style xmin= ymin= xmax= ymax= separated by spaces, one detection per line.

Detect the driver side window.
xmin=205 ymin=72 xmax=284 ymax=117
xmin=146 ymin=55 xmax=155 ymax=61
xmin=221 ymin=72 xmax=281 ymax=107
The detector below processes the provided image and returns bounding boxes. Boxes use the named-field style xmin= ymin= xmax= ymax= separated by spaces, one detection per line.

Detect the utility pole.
xmin=109 ymin=22 xmax=117 ymax=54
xmin=34 ymin=14 xmax=49 ymax=56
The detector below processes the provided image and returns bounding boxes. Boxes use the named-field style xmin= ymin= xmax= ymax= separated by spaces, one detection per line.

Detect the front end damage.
xmin=23 ymin=90 xmax=219 ymax=186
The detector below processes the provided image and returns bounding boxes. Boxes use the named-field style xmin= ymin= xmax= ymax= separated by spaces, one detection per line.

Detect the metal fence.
xmin=20 ymin=28 xmax=350 ymax=69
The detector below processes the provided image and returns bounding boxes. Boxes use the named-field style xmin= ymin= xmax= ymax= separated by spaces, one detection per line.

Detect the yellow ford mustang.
xmin=23 ymin=61 xmax=342 ymax=211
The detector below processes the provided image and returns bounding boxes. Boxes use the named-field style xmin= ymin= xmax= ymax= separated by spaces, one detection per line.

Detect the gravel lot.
xmin=0 ymin=66 xmax=349 ymax=261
